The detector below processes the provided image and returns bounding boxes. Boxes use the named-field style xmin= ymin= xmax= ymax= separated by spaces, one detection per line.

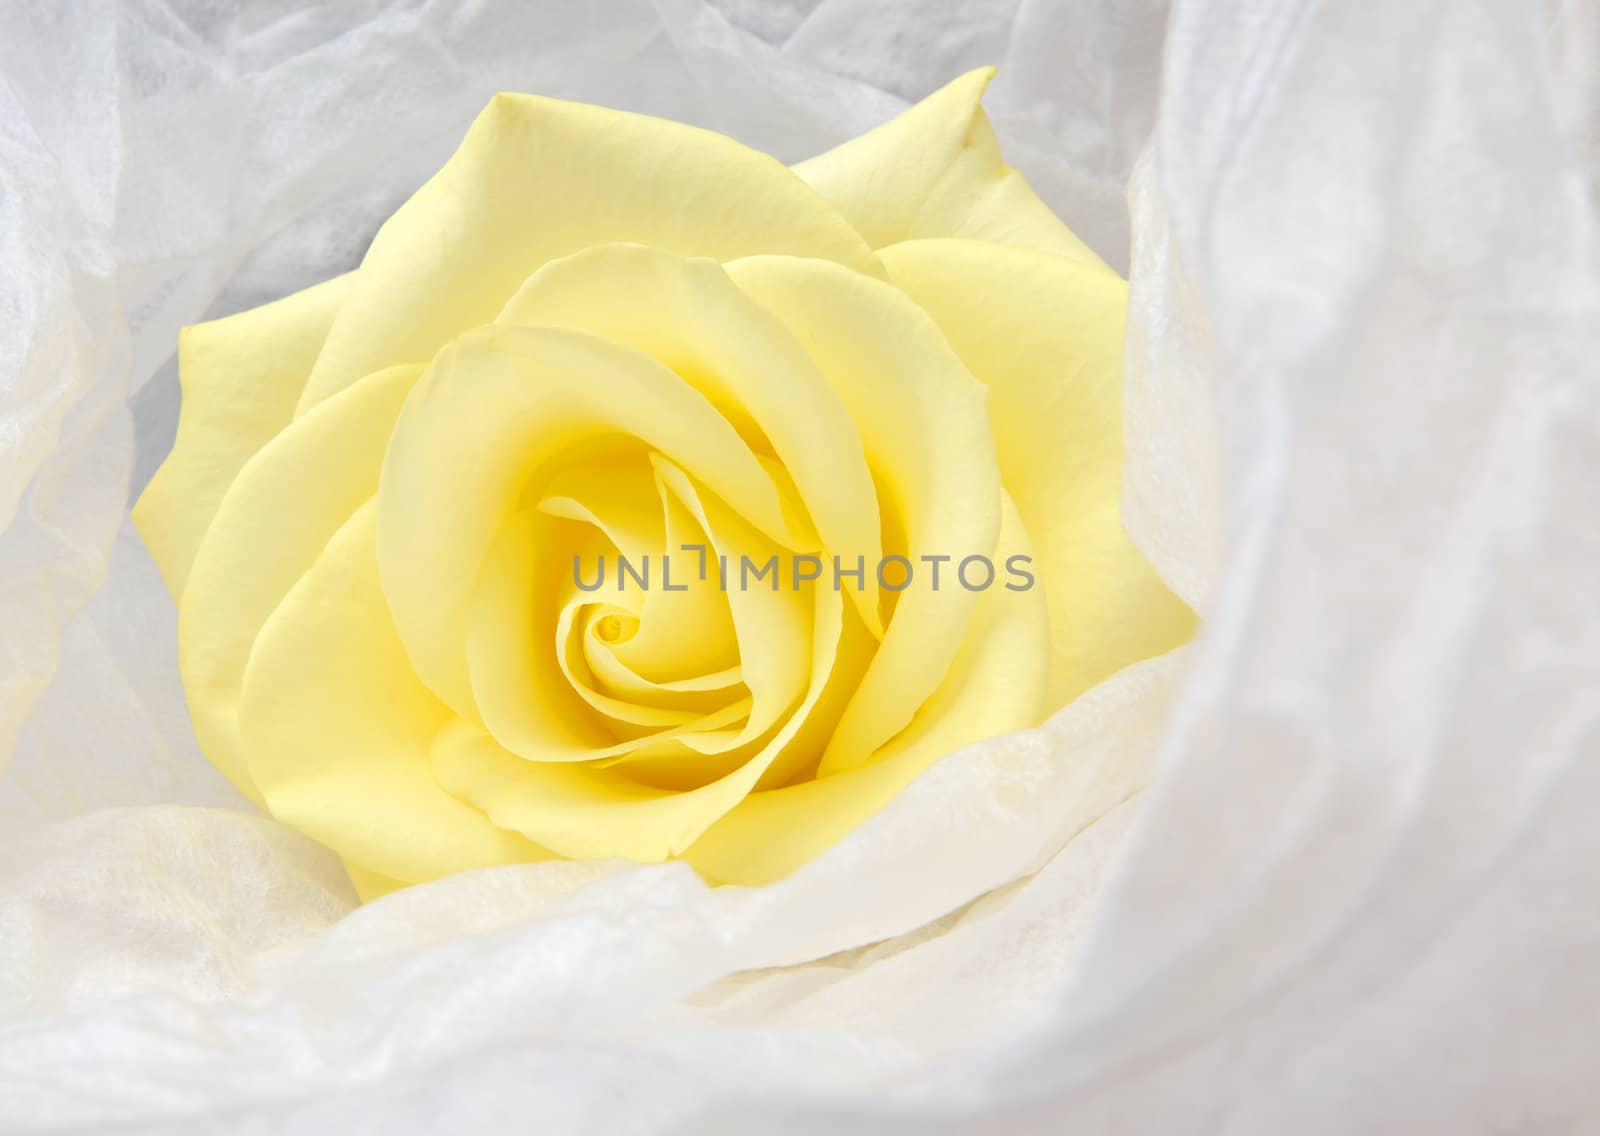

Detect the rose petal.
xmin=562 ymin=604 xmax=747 ymax=728
xmin=431 ymin=582 xmax=845 ymax=864
xmin=582 ymin=634 xmax=745 ymax=710
xmin=498 ymin=242 xmax=886 ymax=639
xmin=466 ymin=510 xmax=626 ymax=755
xmin=544 ymin=444 xmax=742 ymax=681
xmin=134 ymin=272 xmax=351 ymax=598
xmin=174 ymin=363 xmax=420 ymax=802
xmin=880 ymin=237 xmax=1196 ymax=704
xmin=684 ymin=493 xmax=1049 ymax=885
xmin=377 ymin=324 xmax=798 ymax=719
xmin=341 ymin=861 xmax=409 ymax=904
xmin=238 ymin=501 xmax=547 ymax=883
xmin=724 ymin=254 xmax=1001 ymax=775
xmin=297 ymin=94 xmax=882 ymax=413
xmin=466 ymin=502 xmax=753 ymax=757
xmin=792 ymin=68 xmax=1106 ymax=265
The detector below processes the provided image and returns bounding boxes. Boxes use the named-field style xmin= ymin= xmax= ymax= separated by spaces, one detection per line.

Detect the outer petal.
xmin=343 ymin=861 xmax=409 ymax=903
xmin=238 ymin=501 xmax=546 ymax=884
xmin=134 ymin=272 xmax=352 ymax=598
xmin=793 ymin=68 xmax=1106 ymax=265
xmin=178 ymin=363 xmax=421 ymax=802
xmin=298 ymin=93 xmax=882 ymax=413
xmin=880 ymin=238 xmax=1196 ymax=706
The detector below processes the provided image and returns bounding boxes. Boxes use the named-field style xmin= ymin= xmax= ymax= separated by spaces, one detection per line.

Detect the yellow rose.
xmin=134 ymin=68 xmax=1194 ymax=900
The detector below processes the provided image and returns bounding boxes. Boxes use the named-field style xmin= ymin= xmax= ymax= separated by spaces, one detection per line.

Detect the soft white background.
xmin=1 ymin=0 xmax=1597 ymax=1131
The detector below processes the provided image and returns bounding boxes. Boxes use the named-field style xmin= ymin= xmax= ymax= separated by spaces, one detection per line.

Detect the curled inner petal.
xmin=377 ymin=324 xmax=800 ymax=721
xmin=725 ymin=254 xmax=1004 ymax=774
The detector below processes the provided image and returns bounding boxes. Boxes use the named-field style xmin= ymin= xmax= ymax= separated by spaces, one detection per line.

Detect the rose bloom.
xmin=135 ymin=68 xmax=1194 ymax=900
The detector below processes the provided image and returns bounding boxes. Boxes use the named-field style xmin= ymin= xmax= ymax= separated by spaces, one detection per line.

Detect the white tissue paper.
xmin=1 ymin=0 xmax=1596 ymax=1131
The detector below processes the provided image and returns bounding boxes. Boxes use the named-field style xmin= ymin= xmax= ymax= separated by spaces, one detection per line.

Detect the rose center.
xmin=594 ymin=611 xmax=639 ymax=645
